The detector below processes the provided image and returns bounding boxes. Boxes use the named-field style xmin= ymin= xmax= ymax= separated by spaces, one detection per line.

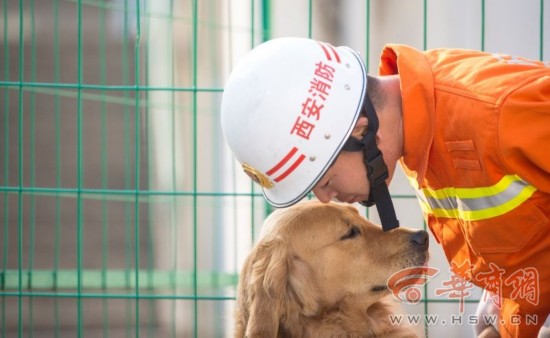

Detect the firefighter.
xmin=220 ymin=37 xmax=550 ymax=337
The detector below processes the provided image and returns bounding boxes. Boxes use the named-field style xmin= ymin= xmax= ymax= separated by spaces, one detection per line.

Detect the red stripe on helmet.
xmin=266 ymin=147 xmax=299 ymax=176
xmin=318 ymin=41 xmax=341 ymax=63
xmin=274 ymin=154 xmax=306 ymax=183
xmin=318 ymin=42 xmax=333 ymax=61
xmin=326 ymin=43 xmax=341 ymax=63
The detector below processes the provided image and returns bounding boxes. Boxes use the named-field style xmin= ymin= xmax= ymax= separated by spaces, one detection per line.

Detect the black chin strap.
xmin=342 ymin=94 xmax=400 ymax=232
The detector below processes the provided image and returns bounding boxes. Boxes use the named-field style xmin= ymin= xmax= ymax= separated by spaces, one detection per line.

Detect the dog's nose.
xmin=410 ymin=230 xmax=429 ymax=250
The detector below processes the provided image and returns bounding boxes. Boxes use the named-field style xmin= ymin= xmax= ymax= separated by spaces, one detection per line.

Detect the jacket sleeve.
xmin=499 ymin=72 xmax=550 ymax=193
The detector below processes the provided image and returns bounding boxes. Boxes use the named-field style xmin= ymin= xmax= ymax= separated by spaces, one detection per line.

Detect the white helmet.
xmin=221 ymin=37 xmax=367 ymax=208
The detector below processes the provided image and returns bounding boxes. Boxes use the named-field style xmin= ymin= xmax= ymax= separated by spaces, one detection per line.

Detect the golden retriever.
xmin=234 ymin=200 xmax=429 ymax=337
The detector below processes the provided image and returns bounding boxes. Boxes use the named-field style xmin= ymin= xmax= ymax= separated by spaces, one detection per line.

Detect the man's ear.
xmin=351 ymin=116 xmax=368 ymax=139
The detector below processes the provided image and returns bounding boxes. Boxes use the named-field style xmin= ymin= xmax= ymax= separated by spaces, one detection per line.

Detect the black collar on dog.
xmin=342 ymin=94 xmax=400 ymax=232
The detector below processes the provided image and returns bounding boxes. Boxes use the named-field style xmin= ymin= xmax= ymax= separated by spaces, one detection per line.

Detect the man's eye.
xmin=340 ymin=226 xmax=361 ymax=240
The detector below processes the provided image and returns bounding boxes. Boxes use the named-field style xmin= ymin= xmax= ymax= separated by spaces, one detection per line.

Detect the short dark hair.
xmin=366 ymin=75 xmax=384 ymax=110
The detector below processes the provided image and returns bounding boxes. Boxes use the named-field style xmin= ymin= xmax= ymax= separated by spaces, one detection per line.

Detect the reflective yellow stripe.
xmin=411 ymin=175 xmax=536 ymax=221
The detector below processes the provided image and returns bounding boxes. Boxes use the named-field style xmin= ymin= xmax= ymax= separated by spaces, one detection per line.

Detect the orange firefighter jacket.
xmin=379 ymin=44 xmax=550 ymax=338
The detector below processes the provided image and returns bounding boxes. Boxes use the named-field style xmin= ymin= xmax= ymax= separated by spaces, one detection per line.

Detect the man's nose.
xmin=312 ymin=187 xmax=337 ymax=203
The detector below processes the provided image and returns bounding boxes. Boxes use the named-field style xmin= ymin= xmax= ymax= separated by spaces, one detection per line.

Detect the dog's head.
xmin=235 ymin=200 xmax=429 ymax=337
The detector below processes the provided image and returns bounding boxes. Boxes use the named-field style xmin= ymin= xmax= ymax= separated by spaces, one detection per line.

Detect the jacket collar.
xmin=379 ymin=44 xmax=435 ymax=187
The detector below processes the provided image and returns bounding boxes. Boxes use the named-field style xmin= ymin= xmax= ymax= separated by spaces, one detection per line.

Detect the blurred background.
xmin=0 ymin=0 xmax=548 ymax=337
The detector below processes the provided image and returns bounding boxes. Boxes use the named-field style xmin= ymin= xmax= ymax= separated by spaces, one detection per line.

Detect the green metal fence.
xmin=1 ymin=0 xmax=547 ymax=337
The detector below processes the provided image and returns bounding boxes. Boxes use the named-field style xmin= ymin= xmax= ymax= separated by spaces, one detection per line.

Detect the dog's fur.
xmin=234 ymin=200 xmax=429 ymax=337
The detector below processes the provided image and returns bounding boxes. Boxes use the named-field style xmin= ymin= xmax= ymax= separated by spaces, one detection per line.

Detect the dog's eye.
xmin=340 ymin=226 xmax=361 ymax=240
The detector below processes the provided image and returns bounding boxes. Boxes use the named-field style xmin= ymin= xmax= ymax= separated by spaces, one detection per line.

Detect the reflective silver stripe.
xmin=413 ymin=175 xmax=536 ymax=221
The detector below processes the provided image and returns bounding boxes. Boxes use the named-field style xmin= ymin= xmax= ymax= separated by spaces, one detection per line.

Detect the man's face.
xmin=312 ymin=150 xmax=371 ymax=204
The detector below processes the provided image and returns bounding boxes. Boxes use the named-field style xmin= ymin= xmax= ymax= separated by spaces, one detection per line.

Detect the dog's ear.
xmin=245 ymin=238 xmax=287 ymax=337
xmin=285 ymin=251 xmax=319 ymax=317
xmin=243 ymin=238 xmax=319 ymax=337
